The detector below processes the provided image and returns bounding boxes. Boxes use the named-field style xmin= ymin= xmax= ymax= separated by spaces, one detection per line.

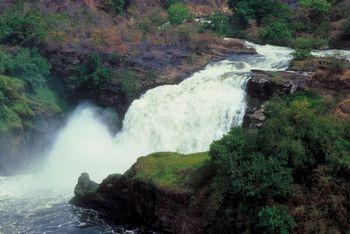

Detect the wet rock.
xmin=70 ymin=153 xmax=212 ymax=233
xmin=243 ymin=105 xmax=266 ymax=129
xmin=335 ymin=98 xmax=350 ymax=118
xmin=71 ymin=175 xmax=204 ymax=233
xmin=247 ymin=70 xmax=312 ymax=100
xmin=74 ymin=173 xmax=99 ymax=197
xmin=243 ymin=70 xmax=312 ymax=128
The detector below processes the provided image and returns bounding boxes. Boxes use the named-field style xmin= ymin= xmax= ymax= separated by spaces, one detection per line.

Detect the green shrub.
xmin=299 ymin=0 xmax=331 ymax=16
xmin=149 ymin=10 xmax=168 ymax=26
xmin=210 ymin=128 xmax=293 ymax=200
xmin=292 ymin=48 xmax=312 ymax=61
xmin=327 ymin=55 xmax=347 ymax=74
xmin=293 ymin=37 xmax=328 ymax=49
xmin=209 ymin=92 xmax=350 ymax=232
xmin=334 ymin=1 xmax=350 ymax=19
xmin=71 ymin=53 xmax=111 ymax=93
xmin=227 ymin=0 xmax=290 ymax=25
xmin=259 ymin=93 xmax=347 ymax=173
xmin=201 ymin=14 xmax=233 ymax=36
xmin=259 ymin=19 xmax=294 ymax=45
xmin=0 ymin=4 xmax=47 ymax=46
xmin=119 ymin=69 xmax=140 ymax=100
xmin=0 ymin=48 xmax=51 ymax=90
xmin=167 ymin=3 xmax=191 ymax=25
xmin=0 ymin=105 xmax=22 ymax=134
xmin=101 ymin=0 xmax=126 ymax=15
xmin=232 ymin=153 xmax=293 ymax=199
xmin=0 ymin=74 xmax=62 ymax=134
xmin=256 ymin=206 xmax=295 ymax=234
xmin=166 ymin=0 xmax=183 ymax=8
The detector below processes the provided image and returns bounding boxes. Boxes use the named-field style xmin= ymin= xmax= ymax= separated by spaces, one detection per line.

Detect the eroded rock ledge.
xmin=244 ymin=70 xmax=312 ymax=128
xmin=71 ymin=152 xmax=212 ymax=233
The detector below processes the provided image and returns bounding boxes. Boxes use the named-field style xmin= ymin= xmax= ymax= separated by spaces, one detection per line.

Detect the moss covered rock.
xmin=125 ymin=152 xmax=209 ymax=192
xmin=71 ymin=152 xmax=212 ymax=233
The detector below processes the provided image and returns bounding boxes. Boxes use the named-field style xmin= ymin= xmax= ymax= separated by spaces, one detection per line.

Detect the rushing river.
xmin=0 ymin=42 xmax=349 ymax=233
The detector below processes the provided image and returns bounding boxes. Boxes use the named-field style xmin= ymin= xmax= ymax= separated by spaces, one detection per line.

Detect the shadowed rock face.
xmin=243 ymin=70 xmax=312 ymax=128
xmin=71 ymin=152 xmax=213 ymax=233
xmin=71 ymin=173 xmax=204 ymax=233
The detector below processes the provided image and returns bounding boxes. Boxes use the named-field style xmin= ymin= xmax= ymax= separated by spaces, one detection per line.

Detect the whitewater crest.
xmin=2 ymin=42 xmax=349 ymax=233
xmin=44 ymin=42 xmax=296 ymax=183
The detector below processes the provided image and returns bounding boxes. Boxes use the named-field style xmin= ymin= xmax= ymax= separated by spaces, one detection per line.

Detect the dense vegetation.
xmin=0 ymin=0 xmax=349 ymax=231
xmin=214 ymin=0 xmax=350 ymax=48
xmin=100 ymin=0 xmax=126 ymax=15
xmin=208 ymin=92 xmax=350 ymax=233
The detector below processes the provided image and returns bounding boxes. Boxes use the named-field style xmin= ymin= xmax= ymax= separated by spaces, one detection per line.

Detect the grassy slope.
xmin=125 ymin=152 xmax=210 ymax=193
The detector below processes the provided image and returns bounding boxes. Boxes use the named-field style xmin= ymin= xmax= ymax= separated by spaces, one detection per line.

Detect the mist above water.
xmin=1 ymin=42 xmax=349 ymax=233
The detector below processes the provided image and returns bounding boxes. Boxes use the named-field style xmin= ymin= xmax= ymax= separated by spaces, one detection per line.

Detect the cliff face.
xmin=243 ymin=70 xmax=312 ymax=128
xmin=71 ymin=152 xmax=213 ymax=233
xmin=45 ymin=36 xmax=255 ymax=117
xmin=243 ymin=57 xmax=350 ymax=128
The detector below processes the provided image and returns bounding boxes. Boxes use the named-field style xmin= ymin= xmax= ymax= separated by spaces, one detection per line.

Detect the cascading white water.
xmin=0 ymin=42 xmax=349 ymax=233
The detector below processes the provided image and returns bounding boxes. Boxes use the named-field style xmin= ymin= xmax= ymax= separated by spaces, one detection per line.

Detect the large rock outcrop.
xmin=243 ymin=70 xmax=312 ymax=128
xmin=71 ymin=152 xmax=213 ymax=233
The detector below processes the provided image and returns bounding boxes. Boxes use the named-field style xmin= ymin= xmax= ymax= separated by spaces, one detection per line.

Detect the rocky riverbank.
xmin=0 ymin=0 xmax=255 ymax=174
xmin=71 ymin=152 xmax=213 ymax=233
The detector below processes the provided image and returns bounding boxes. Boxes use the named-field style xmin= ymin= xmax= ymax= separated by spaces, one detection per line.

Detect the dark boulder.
xmin=243 ymin=70 xmax=312 ymax=128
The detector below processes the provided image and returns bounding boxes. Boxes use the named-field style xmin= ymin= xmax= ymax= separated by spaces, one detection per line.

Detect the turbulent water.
xmin=0 ymin=42 xmax=349 ymax=233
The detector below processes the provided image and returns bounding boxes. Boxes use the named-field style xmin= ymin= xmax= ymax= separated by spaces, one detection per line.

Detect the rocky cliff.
xmin=71 ymin=152 xmax=214 ymax=233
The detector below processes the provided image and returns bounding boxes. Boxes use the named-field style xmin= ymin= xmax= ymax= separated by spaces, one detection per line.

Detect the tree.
xmin=71 ymin=53 xmax=111 ymax=94
xmin=167 ymin=3 xmax=191 ymax=25
xmin=227 ymin=0 xmax=290 ymax=25
xmin=0 ymin=4 xmax=47 ymax=46
xmin=259 ymin=19 xmax=294 ymax=45
xmin=299 ymin=0 xmax=330 ymax=26
xmin=101 ymin=0 xmax=126 ymax=15
xmin=210 ymin=127 xmax=292 ymax=200
xmin=299 ymin=0 xmax=331 ymax=16
xmin=0 ymin=48 xmax=51 ymax=90
xmin=202 ymin=14 xmax=233 ymax=36
xmin=256 ymin=206 xmax=295 ymax=234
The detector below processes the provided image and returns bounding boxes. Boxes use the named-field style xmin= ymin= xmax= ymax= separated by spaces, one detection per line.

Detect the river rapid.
xmin=0 ymin=42 xmax=349 ymax=233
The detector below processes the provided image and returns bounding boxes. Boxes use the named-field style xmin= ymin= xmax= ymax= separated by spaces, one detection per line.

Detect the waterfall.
xmin=45 ymin=60 xmax=251 ymax=184
xmin=1 ymin=42 xmax=348 ymax=233
xmin=44 ymin=42 xmax=295 ymax=183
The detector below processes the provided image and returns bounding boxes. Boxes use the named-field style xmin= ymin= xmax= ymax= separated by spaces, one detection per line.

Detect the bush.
xmin=299 ymin=0 xmax=331 ymax=16
xmin=0 ymin=48 xmax=51 ymax=90
xmin=0 ymin=105 xmax=22 ymax=134
xmin=165 ymin=0 xmax=184 ymax=8
xmin=327 ymin=55 xmax=347 ymax=74
xmin=259 ymin=19 xmax=294 ymax=45
xmin=210 ymin=128 xmax=293 ymax=200
xmin=119 ymin=69 xmax=140 ymax=100
xmin=292 ymin=48 xmax=312 ymax=61
xmin=167 ymin=3 xmax=191 ymax=25
xmin=201 ymin=14 xmax=233 ymax=36
xmin=227 ymin=0 xmax=290 ymax=25
xmin=256 ymin=206 xmax=295 ymax=234
xmin=209 ymin=92 xmax=350 ymax=232
xmin=0 ymin=4 xmax=47 ymax=46
xmin=293 ymin=37 xmax=328 ymax=49
xmin=259 ymin=93 xmax=346 ymax=174
xmin=101 ymin=0 xmax=126 ymax=15
xmin=71 ymin=53 xmax=111 ymax=93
